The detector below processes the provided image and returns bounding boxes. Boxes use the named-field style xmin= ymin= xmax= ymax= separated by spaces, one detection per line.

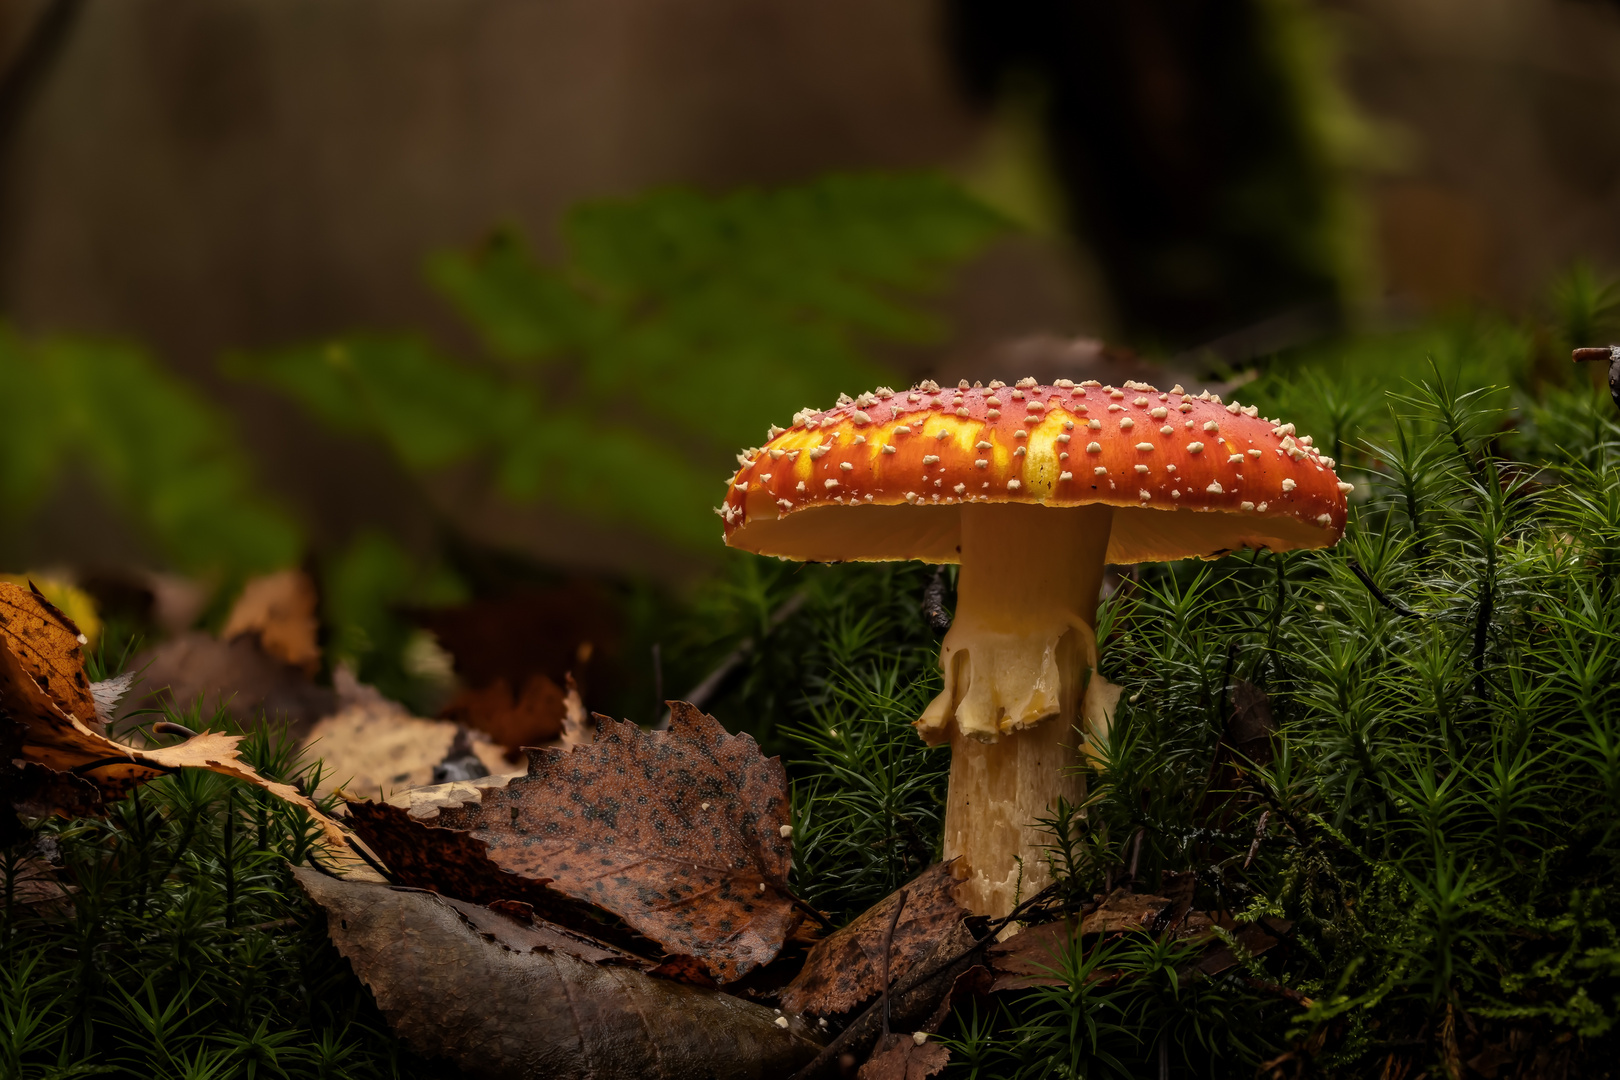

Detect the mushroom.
xmin=719 ymin=379 xmax=1349 ymax=915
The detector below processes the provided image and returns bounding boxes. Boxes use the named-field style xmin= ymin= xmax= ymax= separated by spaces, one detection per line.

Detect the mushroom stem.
xmin=917 ymin=502 xmax=1118 ymax=916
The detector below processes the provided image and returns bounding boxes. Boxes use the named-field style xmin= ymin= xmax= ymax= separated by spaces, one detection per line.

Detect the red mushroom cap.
xmin=720 ymin=379 xmax=1350 ymax=564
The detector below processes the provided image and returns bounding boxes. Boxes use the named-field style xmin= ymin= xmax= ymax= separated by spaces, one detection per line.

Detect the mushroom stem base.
xmin=943 ymin=715 xmax=1086 ymax=917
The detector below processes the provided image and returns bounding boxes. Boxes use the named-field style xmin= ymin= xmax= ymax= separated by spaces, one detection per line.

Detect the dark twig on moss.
xmin=657 ymin=592 xmax=808 ymax=728
xmin=1347 ymin=559 xmax=1418 ymax=618
xmin=880 ymin=888 xmax=908 ymax=1039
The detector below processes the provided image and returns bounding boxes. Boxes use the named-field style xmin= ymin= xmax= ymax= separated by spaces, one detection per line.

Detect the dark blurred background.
xmin=4 ymin=0 xmax=1620 ymax=731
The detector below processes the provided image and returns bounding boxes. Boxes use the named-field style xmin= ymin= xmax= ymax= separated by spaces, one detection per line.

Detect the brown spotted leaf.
xmin=347 ymin=701 xmax=794 ymax=983
xmin=344 ymin=798 xmax=644 ymax=949
xmin=781 ymin=862 xmax=968 ymax=1017
xmin=294 ymin=867 xmax=822 ymax=1080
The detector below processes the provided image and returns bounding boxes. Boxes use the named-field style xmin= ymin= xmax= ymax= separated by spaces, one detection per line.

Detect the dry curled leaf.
xmin=302 ymin=698 xmax=508 ymax=800
xmin=383 ymin=773 xmax=517 ymax=817
xmin=347 ymin=701 xmax=795 ymax=982
xmin=0 ymin=581 xmax=350 ymax=851
xmin=0 ymin=581 xmax=100 ymax=729
xmin=221 ymin=569 xmax=321 ymax=674
xmin=293 ymin=866 xmax=822 ymax=1080
xmin=781 ymin=862 xmax=968 ymax=1017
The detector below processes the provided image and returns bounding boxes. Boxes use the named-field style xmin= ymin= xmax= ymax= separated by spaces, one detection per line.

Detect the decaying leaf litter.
xmin=1 ymin=562 xmax=1304 ymax=1080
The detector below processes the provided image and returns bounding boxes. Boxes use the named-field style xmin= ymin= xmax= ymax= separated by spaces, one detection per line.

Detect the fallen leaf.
xmin=123 ymin=632 xmax=336 ymax=737
xmin=787 ymin=919 xmax=986 ymax=1079
xmin=0 ymin=854 xmax=76 ymax=917
xmin=1083 ymin=889 xmax=1173 ymax=933
xmin=1225 ymin=679 xmax=1276 ymax=768
xmin=438 ymin=673 xmax=566 ymax=753
xmin=352 ymin=788 xmax=648 ymax=951
xmin=985 ymin=918 xmax=1076 ymax=992
xmin=137 ymin=731 xmax=352 ymax=851
xmin=293 ymin=866 xmax=822 ymax=1080
xmin=560 ymin=672 xmax=593 ymax=748
xmin=78 ymin=567 xmax=209 ymax=638
xmin=857 ymin=963 xmax=992 ymax=1080
xmin=0 ymin=581 xmax=100 ymax=730
xmin=347 ymin=701 xmax=795 ymax=982
xmin=781 ymin=862 xmax=968 ymax=1017
xmin=221 ymin=569 xmax=322 ymax=674
xmin=301 ymin=697 xmax=508 ymax=799
xmin=0 ymin=581 xmax=351 ymax=851
xmin=986 ymin=893 xmax=1173 ymax=992
xmin=859 ymin=1036 xmax=950 ymax=1080
xmin=451 ymin=892 xmax=648 ymax=969
xmin=0 ymin=575 xmax=101 ymax=650
xmin=1191 ymin=918 xmax=1293 ymax=977
xmin=383 ymin=774 xmax=518 ymax=818
xmin=1161 ymin=869 xmax=1196 ymax=912
xmin=7 ymin=760 xmax=102 ymax=819
xmin=987 ymin=907 xmax=1294 ymax=991
xmin=412 ymin=582 xmax=617 ymax=694
xmin=1227 ymin=679 xmax=1275 ymax=744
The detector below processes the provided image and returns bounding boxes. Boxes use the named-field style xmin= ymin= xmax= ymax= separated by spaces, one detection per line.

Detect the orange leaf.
xmin=0 ymin=580 xmax=351 ymax=852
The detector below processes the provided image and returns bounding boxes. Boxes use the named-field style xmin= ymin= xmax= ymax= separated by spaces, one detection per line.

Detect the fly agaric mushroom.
xmin=720 ymin=379 xmax=1349 ymax=915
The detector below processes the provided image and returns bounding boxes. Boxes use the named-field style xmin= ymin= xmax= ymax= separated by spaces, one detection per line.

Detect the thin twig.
xmin=655 ymin=592 xmax=808 ymax=728
xmin=1347 ymin=558 xmax=1418 ymax=618
xmin=880 ymin=890 xmax=908 ymax=1039
xmin=1126 ymin=827 xmax=1145 ymax=887
xmin=1243 ymin=810 xmax=1271 ymax=870
xmin=788 ymin=879 xmax=1064 ymax=1080
xmin=1242 ymin=976 xmax=1314 ymax=1008
xmin=785 ymin=889 xmax=833 ymax=929
xmin=329 ymin=837 xmax=400 ymax=886
xmin=151 ymin=721 xmax=199 ymax=740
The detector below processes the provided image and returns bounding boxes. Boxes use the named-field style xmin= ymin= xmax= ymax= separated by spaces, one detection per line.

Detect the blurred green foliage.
xmin=233 ymin=174 xmax=1006 ymax=550
xmin=0 ymin=328 xmax=300 ymax=576
xmin=321 ymin=532 xmax=467 ymax=704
